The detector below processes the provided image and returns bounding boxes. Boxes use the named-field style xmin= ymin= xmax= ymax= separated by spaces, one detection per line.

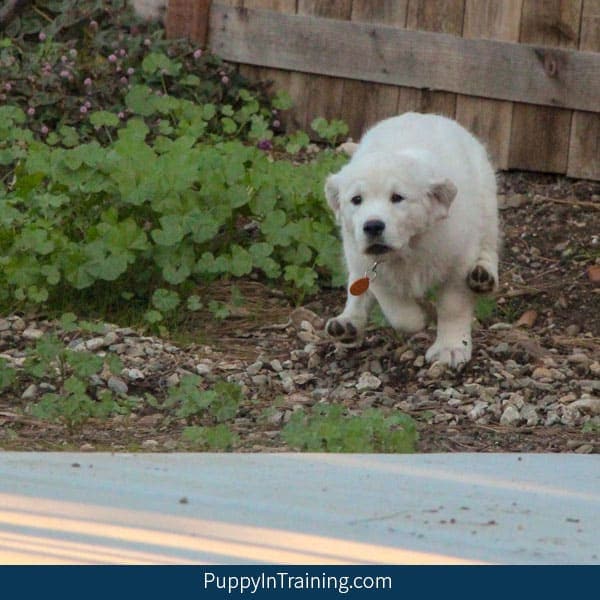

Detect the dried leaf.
xmin=515 ymin=309 xmax=538 ymax=328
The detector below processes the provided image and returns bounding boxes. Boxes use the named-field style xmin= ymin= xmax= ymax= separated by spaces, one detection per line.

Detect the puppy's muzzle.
xmin=363 ymin=219 xmax=391 ymax=255
xmin=363 ymin=219 xmax=385 ymax=238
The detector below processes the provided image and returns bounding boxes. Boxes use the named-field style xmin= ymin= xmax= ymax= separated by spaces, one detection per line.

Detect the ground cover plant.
xmin=0 ymin=0 xmax=419 ymax=452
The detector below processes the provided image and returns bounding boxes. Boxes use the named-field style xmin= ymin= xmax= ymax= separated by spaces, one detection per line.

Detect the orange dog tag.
xmin=349 ymin=261 xmax=380 ymax=296
xmin=350 ymin=277 xmax=370 ymax=296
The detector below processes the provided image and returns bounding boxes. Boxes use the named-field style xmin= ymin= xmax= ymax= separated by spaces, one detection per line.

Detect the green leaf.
xmin=144 ymin=309 xmax=163 ymax=324
xmin=229 ymin=245 xmax=253 ymax=277
xmin=186 ymin=295 xmax=203 ymax=311
xmin=152 ymin=288 xmax=180 ymax=313
xmin=90 ymin=111 xmax=120 ymax=128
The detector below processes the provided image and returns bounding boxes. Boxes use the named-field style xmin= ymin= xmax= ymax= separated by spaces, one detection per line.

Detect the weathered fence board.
xmin=209 ymin=4 xmax=600 ymax=113
xmin=166 ymin=0 xmax=600 ymax=180
xmin=455 ymin=0 xmax=522 ymax=169
xmin=508 ymin=0 xmax=583 ymax=173
xmin=568 ymin=0 xmax=600 ymax=180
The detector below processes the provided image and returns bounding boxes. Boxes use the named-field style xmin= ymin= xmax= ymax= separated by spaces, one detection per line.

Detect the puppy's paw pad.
xmin=467 ymin=264 xmax=496 ymax=293
xmin=326 ymin=318 xmax=359 ymax=343
xmin=426 ymin=341 xmax=472 ymax=369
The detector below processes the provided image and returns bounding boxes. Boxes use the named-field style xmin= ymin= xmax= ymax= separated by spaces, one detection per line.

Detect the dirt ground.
xmin=1 ymin=171 xmax=599 ymax=453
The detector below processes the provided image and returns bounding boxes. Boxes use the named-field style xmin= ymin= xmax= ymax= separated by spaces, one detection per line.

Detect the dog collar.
xmin=350 ymin=261 xmax=379 ymax=296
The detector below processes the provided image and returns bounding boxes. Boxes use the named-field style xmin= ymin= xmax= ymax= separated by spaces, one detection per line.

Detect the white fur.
xmin=325 ymin=112 xmax=499 ymax=368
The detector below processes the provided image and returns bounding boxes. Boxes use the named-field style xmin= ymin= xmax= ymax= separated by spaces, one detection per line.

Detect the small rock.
xmin=492 ymin=342 xmax=511 ymax=357
xmin=251 ymin=374 xmax=269 ymax=386
xmin=589 ymin=362 xmax=600 ymax=377
xmin=270 ymin=359 xmax=283 ymax=372
xmin=521 ymin=404 xmax=539 ymax=426
xmin=103 ymin=331 xmax=119 ymax=346
xmin=0 ymin=319 xmax=9 ymax=332
xmin=426 ymin=361 xmax=446 ymax=379
xmin=500 ymin=405 xmax=522 ymax=426
xmin=22 ymin=328 xmax=44 ymax=341
xmin=307 ymin=355 xmax=321 ymax=369
xmin=545 ymin=411 xmax=561 ymax=426
xmin=567 ymin=353 xmax=590 ymax=366
xmin=413 ymin=355 xmax=425 ymax=368
xmin=298 ymin=331 xmax=320 ymax=343
xmin=468 ymin=401 xmax=488 ymax=420
xmin=570 ymin=396 xmax=600 ymax=416
xmin=565 ymin=324 xmax=581 ymax=336
xmin=108 ymin=376 xmax=128 ymax=395
xmin=123 ymin=368 xmax=144 ymax=381
xmin=293 ymin=372 xmax=315 ymax=385
xmin=356 ymin=372 xmax=382 ymax=391
xmin=489 ymin=322 xmax=512 ymax=331
xmin=195 ymin=363 xmax=212 ymax=376
xmin=246 ymin=360 xmax=264 ymax=375
xmin=141 ymin=439 xmax=159 ymax=450
xmin=21 ymin=384 xmax=39 ymax=401
xmin=370 ymin=359 xmax=383 ymax=374
xmin=574 ymin=444 xmax=594 ymax=454
xmin=397 ymin=348 xmax=415 ymax=362
xmin=11 ymin=317 xmax=26 ymax=331
xmin=532 ymin=367 xmax=553 ymax=380
xmin=165 ymin=373 xmax=180 ymax=387
xmin=80 ymin=443 xmax=95 ymax=451
xmin=85 ymin=337 xmax=106 ymax=351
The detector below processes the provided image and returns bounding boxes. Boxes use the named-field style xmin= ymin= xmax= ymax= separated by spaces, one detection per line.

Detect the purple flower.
xmin=84 ymin=77 xmax=92 ymax=87
xmin=60 ymin=70 xmax=70 ymax=78
xmin=61 ymin=55 xmax=68 ymax=63
xmin=69 ymin=49 xmax=78 ymax=58
xmin=273 ymin=119 xmax=281 ymax=128
xmin=4 ymin=82 xmax=12 ymax=91
xmin=84 ymin=100 xmax=91 ymax=108
xmin=144 ymin=38 xmax=152 ymax=47
xmin=89 ymin=20 xmax=98 ymax=30
xmin=221 ymin=75 xmax=229 ymax=85
xmin=120 ymin=76 xmax=128 ymax=85
xmin=80 ymin=105 xmax=88 ymax=114
xmin=257 ymin=139 xmax=273 ymax=151
xmin=108 ymin=54 xmax=117 ymax=63
xmin=118 ymin=48 xmax=126 ymax=57
xmin=193 ymin=49 xmax=203 ymax=59
xmin=118 ymin=111 xmax=125 ymax=120
xmin=38 ymin=32 xmax=47 ymax=42
xmin=127 ymin=67 xmax=135 ymax=76
xmin=41 ymin=125 xmax=49 ymax=135
xmin=27 ymin=107 xmax=35 ymax=116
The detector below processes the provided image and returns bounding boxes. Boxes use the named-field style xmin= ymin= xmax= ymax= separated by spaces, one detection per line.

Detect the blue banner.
xmin=2 ymin=566 xmax=596 ymax=599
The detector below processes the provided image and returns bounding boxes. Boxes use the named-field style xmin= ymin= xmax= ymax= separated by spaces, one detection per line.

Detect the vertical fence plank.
xmin=455 ymin=0 xmax=522 ymax=169
xmin=341 ymin=0 xmax=409 ymax=140
xmin=240 ymin=0 xmax=297 ymax=131
xmin=399 ymin=0 xmax=465 ymax=117
xmin=509 ymin=0 xmax=583 ymax=173
xmin=294 ymin=1 xmax=354 ymax=132
xmin=166 ymin=0 xmax=212 ymax=44
xmin=568 ymin=0 xmax=600 ymax=180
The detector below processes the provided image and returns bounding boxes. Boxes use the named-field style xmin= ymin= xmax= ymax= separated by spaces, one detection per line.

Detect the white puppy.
xmin=325 ymin=112 xmax=499 ymax=368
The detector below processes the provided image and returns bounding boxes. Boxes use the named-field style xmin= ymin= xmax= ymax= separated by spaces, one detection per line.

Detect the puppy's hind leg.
xmin=467 ymin=245 xmax=499 ymax=294
xmin=326 ymin=289 xmax=374 ymax=344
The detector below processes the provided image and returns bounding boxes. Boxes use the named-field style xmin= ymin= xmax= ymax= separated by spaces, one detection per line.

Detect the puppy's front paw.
xmin=326 ymin=317 xmax=361 ymax=344
xmin=467 ymin=264 xmax=497 ymax=294
xmin=426 ymin=339 xmax=472 ymax=368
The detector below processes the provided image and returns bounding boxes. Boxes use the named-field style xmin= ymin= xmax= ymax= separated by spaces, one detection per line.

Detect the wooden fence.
xmin=166 ymin=0 xmax=600 ymax=181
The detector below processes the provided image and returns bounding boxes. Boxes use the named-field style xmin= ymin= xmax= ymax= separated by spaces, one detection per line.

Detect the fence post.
xmin=166 ymin=0 xmax=213 ymax=46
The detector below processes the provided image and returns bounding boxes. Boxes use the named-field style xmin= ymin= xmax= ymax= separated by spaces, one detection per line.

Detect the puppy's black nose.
xmin=363 ymin=219 xmax=385 ymax=238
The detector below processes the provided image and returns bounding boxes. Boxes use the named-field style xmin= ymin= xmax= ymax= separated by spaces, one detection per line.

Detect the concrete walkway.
xmin=0 ymin=453 xmax=598 ymax=564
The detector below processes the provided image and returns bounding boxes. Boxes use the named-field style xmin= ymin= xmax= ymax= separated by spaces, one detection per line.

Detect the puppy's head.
xmin=325 ymin=151 xmax=457 ymax=256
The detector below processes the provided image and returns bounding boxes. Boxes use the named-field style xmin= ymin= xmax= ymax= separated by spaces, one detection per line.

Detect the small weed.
xmin=282 ymin=404 xmax=417 ymax=453
xmin=181 ymin=424 xmax=239 ymax=450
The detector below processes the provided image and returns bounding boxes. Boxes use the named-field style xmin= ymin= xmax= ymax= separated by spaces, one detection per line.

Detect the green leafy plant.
xmin=181 ymin=424 xmax=239 ymax=450
xmin=283 ymin=404 xmax=417 ymax=453
xmin=311 ymin=117 xmax=349 ymax=146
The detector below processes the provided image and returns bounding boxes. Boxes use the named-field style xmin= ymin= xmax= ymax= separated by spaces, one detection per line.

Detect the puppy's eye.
xmin=351 ymin=195 xmax=363 ymax=206
xmin=391 ymin=193 xmax=405 ymax=203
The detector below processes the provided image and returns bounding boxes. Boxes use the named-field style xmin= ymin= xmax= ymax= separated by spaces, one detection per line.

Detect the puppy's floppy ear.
xmin=426 ymin=179 xmax=457 ymax=220
xmin=325 ymin=173 xmax=342 ymax=214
